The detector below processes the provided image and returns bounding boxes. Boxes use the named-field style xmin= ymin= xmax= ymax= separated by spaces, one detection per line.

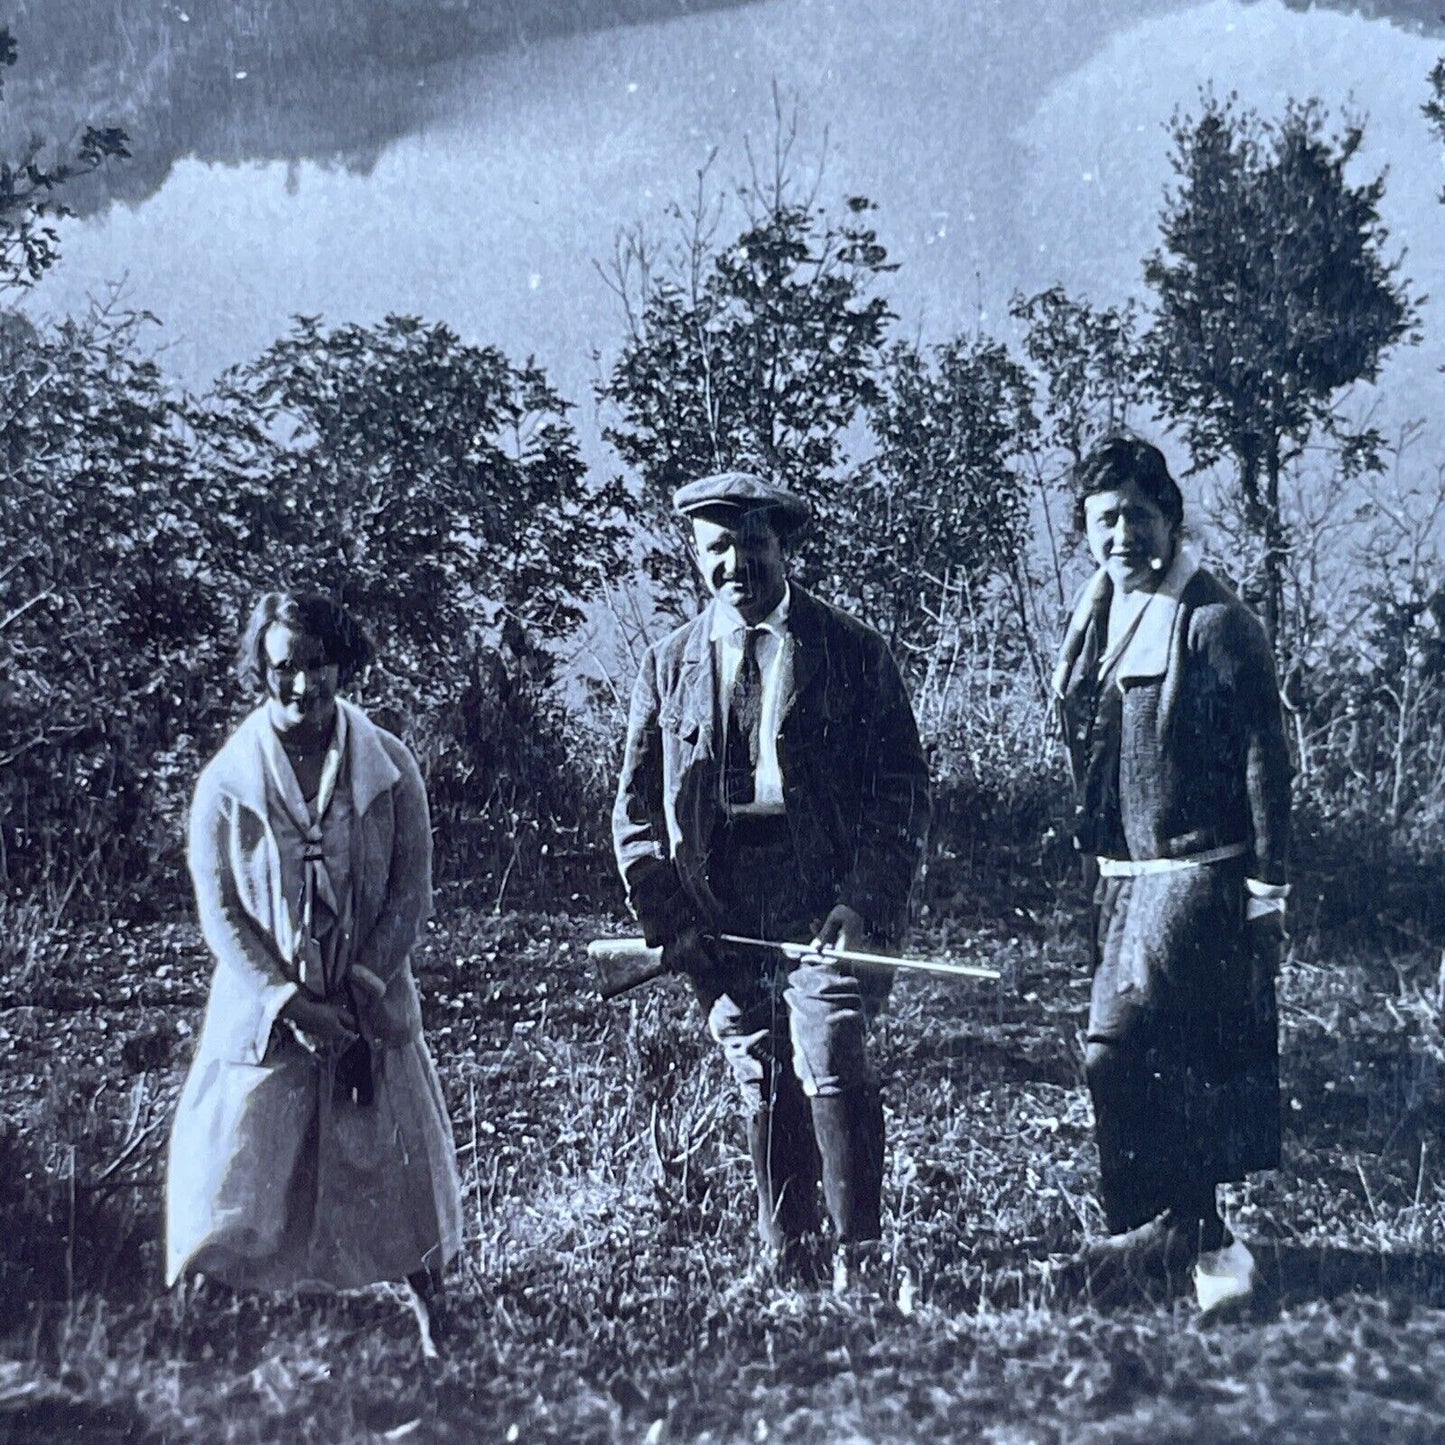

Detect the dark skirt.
xmin=1086 ymin=862 xmax=1281 ymax=1232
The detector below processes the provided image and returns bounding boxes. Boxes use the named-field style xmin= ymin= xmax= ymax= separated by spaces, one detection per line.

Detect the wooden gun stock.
xmin=587 ymin=937 xmax=668 ymax=999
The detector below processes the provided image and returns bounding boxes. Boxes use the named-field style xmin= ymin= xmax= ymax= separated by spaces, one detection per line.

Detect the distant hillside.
xmin=0 ymin=0 xmax=760 ymax=210
xmin=4 ymin=0 xmax=1443 ymax=217
xmin=1281 ymin=0 xmax=1444 ymax=27
xmin=17 ymin=0 xmax=1445 ymax=497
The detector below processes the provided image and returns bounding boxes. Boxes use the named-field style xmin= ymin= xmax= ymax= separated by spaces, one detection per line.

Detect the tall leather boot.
xmin=810 ymin=1084 xmax=884 ymax=1244
xmin=745 ymin=1068 xmax=821 ymax=1255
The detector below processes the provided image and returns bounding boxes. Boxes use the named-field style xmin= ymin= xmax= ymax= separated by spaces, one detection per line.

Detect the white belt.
xmin=1095 ymin=842 xmax=1247 ymax=878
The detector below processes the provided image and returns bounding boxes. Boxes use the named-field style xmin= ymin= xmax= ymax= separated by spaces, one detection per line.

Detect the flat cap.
xmin=672 ymin=470 xmax=810 ymax=533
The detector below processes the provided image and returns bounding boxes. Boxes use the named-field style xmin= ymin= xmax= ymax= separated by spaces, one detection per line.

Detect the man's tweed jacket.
xmin=613 ymin=586 xmax=930 ymax=949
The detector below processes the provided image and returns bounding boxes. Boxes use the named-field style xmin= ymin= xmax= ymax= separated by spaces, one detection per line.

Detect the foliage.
xmin=1010 ymin=286 xmax=1149 ymax=474
xmin=1004 ymin=286 xmax=1155 ymax=635
xmin=201 ymin=314 xmax=621 ymax=897
xmin=1143 ymin=93 xmax=1418 ymax=655
xmin=204 ymin=314 xmax=606 ymax=677
xmin=424 ymin=646 xmax=611 ymax=907
xmin=597 ymin=121 xmax=896 ymax=612
xmin=853 ymin=335 xmax=1039 ymax=673
xmin=1278 ymin=439 xmax=1445 ymax=842
xmin=0 ymin=310 xmax=621 ymax=907
xmin=11 ymin=64 xmax=1445 ymax=923
xmin=0 ymin=26 xmax=128 ymax=291
xmin=1425 ymin=55 xmax=1445 ymax=192
xmin=0 ymin=304 xmax=230 ymax=910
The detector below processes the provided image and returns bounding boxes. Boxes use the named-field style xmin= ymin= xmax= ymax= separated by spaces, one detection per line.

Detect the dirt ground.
xmin=3 ymin=900 xmax=1445 ymax=1443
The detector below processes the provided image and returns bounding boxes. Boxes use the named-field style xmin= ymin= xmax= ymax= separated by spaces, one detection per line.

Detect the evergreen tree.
xmin=1143 ymin=94 xmax=1417 ymax=654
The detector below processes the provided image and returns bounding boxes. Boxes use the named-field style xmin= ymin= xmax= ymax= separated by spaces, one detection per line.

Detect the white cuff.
xmin=1246 ymin=896 xmax=1286 ymax=921
xmin=1245 ymin=878 xmax=1288 ymax=921
xmin=1245 ymin=878 xmax=1290 ymax=900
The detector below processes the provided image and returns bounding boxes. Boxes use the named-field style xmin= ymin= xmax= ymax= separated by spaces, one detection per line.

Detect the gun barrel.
xmin=717 ymin=934 xmax=1001 ymax=982
xmin=585 ymin=934 xmax=1003 ymax=995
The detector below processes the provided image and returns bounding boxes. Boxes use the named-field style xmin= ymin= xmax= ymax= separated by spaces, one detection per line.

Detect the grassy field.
xmin=3 ymin=895 xmax=1445 ymax=1443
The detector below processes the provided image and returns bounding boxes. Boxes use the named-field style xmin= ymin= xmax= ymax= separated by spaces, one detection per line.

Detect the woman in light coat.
xmin=166 ymin=590 xmax=462 ymax=1355
xmin=1053 ymin=436 xmax=1291 ymax=1314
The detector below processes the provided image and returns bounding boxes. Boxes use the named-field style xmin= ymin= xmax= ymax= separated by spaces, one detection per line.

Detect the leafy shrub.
xmin=0 ymin=310 xmax=622 ymax=911
xmin=0 ymin=306 xmax=232 ymax=913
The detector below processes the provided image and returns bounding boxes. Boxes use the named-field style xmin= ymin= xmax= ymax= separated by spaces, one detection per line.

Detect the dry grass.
xmin=4 ymin=903 xmax=1445 ymax=1441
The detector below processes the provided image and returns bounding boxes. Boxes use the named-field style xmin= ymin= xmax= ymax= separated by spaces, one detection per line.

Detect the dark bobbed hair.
xmin=1071 ymin=434 xmax=1185 ymax=534
xmin=236 ymin=590 xmax=374 ymax=694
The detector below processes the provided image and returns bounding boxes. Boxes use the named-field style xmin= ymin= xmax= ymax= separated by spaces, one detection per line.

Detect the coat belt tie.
xmin=1094 ymin=842 xmax=1247 ymax=878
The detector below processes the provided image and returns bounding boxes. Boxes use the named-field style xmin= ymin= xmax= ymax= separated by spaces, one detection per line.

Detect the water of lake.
xmin=20 ymin=0 xmax=1445 ymax=471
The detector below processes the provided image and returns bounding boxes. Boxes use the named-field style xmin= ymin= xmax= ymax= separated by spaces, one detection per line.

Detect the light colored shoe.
xmin=1193 ymin=1238 xmax=1255 ymax=1316
xmin=896 ymin=1263 xmax=916 ymax=1316
xmin=832 ymin=1242 xmax=916 ymax=1312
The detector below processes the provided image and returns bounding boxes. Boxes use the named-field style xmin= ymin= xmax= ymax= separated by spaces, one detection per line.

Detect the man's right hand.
xmin=281 ymin=993 xmax=359 ymax=1047
xmin=662 ymin=924 xmax=717 ymax=982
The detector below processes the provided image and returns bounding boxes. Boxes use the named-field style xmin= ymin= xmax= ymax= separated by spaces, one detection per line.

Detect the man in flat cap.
xmin=613 ymin=470 xmax=930 ymax=1288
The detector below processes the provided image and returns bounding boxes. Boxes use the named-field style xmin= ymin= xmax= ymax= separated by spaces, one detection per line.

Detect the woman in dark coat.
xmin=1053 ymin=436 xmax=1291 ymax=1313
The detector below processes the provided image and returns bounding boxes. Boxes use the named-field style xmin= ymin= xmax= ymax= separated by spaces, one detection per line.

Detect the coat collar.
xmin=680 ymin=603 xmax=717 ymax=688
xmin=1052 ymin=544 xmax=1200 ymax=696
xmin=1109 ymin=543 xmax=1199 ymax=683
xmin=216 ymin=697 xmax=402 ymax=820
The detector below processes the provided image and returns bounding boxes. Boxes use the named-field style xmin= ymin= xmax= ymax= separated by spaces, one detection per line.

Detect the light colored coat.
xmin=186 ymin=698 xmax=431 ymax=1060
xmin=166 ymin=699 xmax=461 ymax=1290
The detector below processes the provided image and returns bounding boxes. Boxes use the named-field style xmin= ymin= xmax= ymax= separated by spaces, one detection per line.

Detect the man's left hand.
xmin=810 ymin=903 xmax=867 ymax=956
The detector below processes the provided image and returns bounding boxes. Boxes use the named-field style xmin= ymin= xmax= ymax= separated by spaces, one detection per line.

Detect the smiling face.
xmin=1083 ymin=480 xmax=1177 ymax=595
xmin=262 ymin=622 xmax=340 ymax=743
xmin=690 ymin=507 xmax=788 ymax=624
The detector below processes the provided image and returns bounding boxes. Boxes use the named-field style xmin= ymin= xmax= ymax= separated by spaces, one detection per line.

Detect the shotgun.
xmin=587 ymin=933 xmax=1002 ymax=1000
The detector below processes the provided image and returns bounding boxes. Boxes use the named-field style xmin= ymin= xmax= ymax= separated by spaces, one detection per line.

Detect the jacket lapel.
xmin=1053 ymin=569 xmax=1111 ymax=703
xmin=213 ymin=703 xmax=402 ymax=955
xmin=218 ymin=707 xmax=279 ymax=820
xmin=1054 ymin=551 xmax=1204 ymax=746
xmin=679 ymin=606 xmax=719 ymax=743
xmin=779 ymin=587 xmax=824 ymax=724
xmin=221 ymin=700 xmax=399 ymax=821
xmin=1113 ymin=544 xmax=1199 ymax=684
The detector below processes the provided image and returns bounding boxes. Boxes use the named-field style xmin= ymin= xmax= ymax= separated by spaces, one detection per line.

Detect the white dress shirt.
xmin=710 ymin=584 xmax=793 ymax=815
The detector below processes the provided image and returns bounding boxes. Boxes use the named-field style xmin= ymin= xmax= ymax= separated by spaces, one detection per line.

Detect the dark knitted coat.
xmin=1055 ymin=560 xmax=1292 ymax=1219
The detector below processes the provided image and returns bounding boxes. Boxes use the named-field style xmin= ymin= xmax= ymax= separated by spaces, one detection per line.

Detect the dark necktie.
xmin=723 ymin=627 xmax=764 ymax=808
